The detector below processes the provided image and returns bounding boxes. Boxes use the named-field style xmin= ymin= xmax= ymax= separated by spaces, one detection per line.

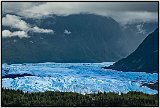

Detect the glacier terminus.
xmin=2 ymin=62 xmax=158 ymax=94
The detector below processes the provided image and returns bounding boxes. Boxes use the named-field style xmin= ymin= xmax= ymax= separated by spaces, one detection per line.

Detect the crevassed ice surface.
xmin=2 ymin=62 xmax=158 ymax=94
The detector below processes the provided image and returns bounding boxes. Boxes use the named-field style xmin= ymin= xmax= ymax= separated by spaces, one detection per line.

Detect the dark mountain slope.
xmin=121 ymin=22 xmax=158 ymax=54
xmin=2 ymin=14 xmax=158 ymax=63
xmin=2 ymin=14 xmax=126 ymax=63
xmin=104 ymin=28 xmax=158 ymax=73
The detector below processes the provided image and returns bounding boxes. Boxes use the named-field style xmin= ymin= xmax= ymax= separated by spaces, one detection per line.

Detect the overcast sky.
xmin=2 ymin=2 xmax=158 ymax=25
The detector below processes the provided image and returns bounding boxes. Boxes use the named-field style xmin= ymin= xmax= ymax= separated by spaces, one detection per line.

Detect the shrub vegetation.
xmin=2 ymin=88 xmax=158 ymax=107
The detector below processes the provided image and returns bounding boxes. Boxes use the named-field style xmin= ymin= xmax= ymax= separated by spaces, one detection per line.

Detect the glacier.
xmin=2 ymin=62 xmax=158 ymax=94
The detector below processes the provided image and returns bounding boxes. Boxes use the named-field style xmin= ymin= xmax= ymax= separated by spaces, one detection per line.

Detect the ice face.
xmin=2 ymin=62 xmax=158 ymax=94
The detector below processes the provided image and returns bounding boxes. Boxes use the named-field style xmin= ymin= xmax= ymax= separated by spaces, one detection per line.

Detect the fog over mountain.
xmin=105 ymin=28 xmax=158 ymax=73
xmin=2 ymin=2 xmax=158 ymax=25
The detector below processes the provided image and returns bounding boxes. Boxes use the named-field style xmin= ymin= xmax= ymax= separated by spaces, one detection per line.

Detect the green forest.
xmin=2 ymin=88 xmax=159 ymax=107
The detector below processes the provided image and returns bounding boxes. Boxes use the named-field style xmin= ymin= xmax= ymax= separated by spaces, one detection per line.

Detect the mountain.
xmin=2 ymin=14 xmax=125 ymax=63
xmin=2 ymin=14 xmax=158 ymax=63
xmin=103 ymin=28 xmax=158 ymax=73
xmin=121 ymin=22 xmax=158 ymax=55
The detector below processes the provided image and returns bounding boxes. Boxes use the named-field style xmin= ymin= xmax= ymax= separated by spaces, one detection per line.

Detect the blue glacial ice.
xmin=2 ymin=62 xmax=158 ymax=94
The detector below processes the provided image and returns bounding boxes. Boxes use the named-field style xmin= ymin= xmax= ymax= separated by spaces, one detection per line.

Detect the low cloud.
xmin=106 ymin=11 xmax=158 ymax=25
xmin=2 ymin=14 xmax=54 ymax=38
xmin=32 ymin=26 xmax=54 ymax=33
xmin=136 ymin=24 xmax=145 ymax=34
xmin=64 ymin=29 xmax=71 ymax=35
xmin=2 ymin=14 xmax=30 ymax=31
xmin=2 ymin=30 xmax=28 ymax=38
